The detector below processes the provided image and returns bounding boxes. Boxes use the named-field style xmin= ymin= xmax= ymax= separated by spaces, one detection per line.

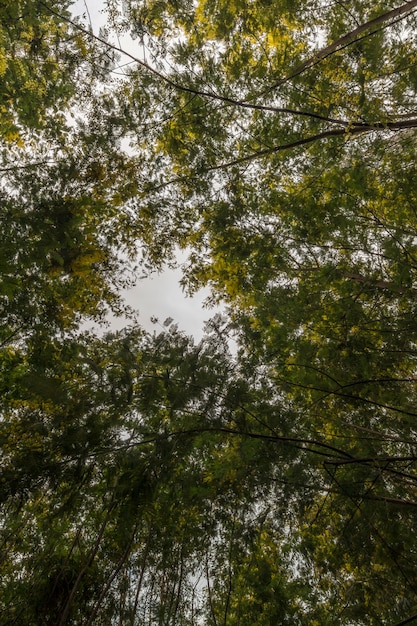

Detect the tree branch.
xmin=39 ymin=1 xmax=351 ymax=127
xmin=207 ymin=119 xmax=417 ymax=172
xmin=391 ymin=613 xmax=417 ymax=625
xmin=258 ymin=0 xmax=417 ymax=97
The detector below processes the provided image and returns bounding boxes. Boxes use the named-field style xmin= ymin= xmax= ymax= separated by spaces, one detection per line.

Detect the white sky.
xmin=72 ymin=0 xmax=221 ymax=339
xmin=111 ymin=264 xmax=219 ymax=339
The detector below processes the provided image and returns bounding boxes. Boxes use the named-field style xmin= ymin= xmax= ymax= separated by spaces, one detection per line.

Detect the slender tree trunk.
xmin=58 ymin=502 xmax=115 ymax=625
xmin=132 ymin=526 xmax=153 ymax=622
xmin=85 ymin=522 xmax=139 ymax=626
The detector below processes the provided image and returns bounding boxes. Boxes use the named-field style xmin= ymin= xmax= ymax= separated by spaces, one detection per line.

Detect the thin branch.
xmin=272 ymin=373 xmax=417 ymax=419
xmin=82 ymin=0 xmax=93 ymax=33
xmin=344 ymin=271 xmax=417 ymax=296
xmin=391 ymin=614 xmax=417 ymax=625
xmin=85 ymin=522 xmax=139 ymax=626
xmin=58 ymin=500 xmax=116 ymax=625
xmin=0 ymin=324 xmax=26 ymax=348
xmin=98 ymin=425 xmax=356 ymax=461
xmin=324 ymin=455 xmax=417 ymax=467
xmin=329 ymin=468 xmax=417 ymax=602
xmin=205 ymin=549 xmax=218 ymax=626
xmin=131 ymin=526 xmax=152 ymax=620
xmin=150 ymin=118 xmax=417 ymax=191
xmin=257 ymin=0 xmax=417 ymax=97
xmin=223 ymin=518 xmax=235 ymax=626
xmin=39 ymin=0 xmax=351 ymax=127
xmin=206 ymin=119 xmax=417 ymax=172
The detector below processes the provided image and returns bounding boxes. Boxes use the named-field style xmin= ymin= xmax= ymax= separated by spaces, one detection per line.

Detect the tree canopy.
xmin=2 ymin=0 xmax=417 ymax=624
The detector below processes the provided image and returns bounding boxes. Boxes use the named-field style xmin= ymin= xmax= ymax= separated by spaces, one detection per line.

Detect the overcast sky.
xmin=72 ymin=0 xmax=221 ymax=339
xmin=110 ymin=264 xmax=220 ymax=339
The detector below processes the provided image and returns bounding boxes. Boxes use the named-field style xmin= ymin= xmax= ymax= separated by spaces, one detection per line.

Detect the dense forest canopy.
xmin=2 ymin=0 xmax=417 ymax=623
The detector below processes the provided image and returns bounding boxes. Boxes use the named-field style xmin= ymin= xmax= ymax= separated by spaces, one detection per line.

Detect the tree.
xmin=3 ymin=0 xmax=417 ymax=624
xmin=0 ymin=0 xmax=83 ymax=142
xmin=106 ymin=0 xmax=417 ymax=621
xmin=0 ymin=0 xmax=144 ymax=344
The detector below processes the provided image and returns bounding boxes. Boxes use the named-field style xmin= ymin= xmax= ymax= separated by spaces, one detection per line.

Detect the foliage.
xmin=2 ymin=0 xmax=417 ymax=624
